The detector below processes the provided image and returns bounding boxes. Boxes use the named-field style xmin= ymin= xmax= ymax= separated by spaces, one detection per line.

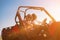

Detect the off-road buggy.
xmin=1 ymin=6 xmax=60 ymax=40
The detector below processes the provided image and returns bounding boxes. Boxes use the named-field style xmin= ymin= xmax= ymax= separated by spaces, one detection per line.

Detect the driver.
xmin=24 ymin=13 xmax=37 ymax=30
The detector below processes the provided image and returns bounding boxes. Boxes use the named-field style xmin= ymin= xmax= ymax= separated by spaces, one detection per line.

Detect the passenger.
xmin=31 ymin=13 xmax=38 ymax=26
xmin=31 ymin=13 xmax=37 ymax=21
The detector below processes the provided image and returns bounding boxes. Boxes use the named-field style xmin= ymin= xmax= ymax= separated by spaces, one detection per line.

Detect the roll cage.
xmin=15 ymin=6 xmax=56 ymax=26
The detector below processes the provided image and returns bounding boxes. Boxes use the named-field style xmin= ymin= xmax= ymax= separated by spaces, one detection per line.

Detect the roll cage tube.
xmin=15 ymin=7 xmax=24 ymax=26
xmin=15 ymin=6 xmax=56 ymax=25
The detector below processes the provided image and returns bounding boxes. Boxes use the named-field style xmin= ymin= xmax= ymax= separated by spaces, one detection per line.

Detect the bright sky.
xmin=0 ymin=0 xmax=60 ymax=35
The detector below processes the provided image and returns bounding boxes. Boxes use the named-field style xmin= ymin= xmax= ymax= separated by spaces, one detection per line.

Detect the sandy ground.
xmin=0 ymin=36 xmax=2 ymax=40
